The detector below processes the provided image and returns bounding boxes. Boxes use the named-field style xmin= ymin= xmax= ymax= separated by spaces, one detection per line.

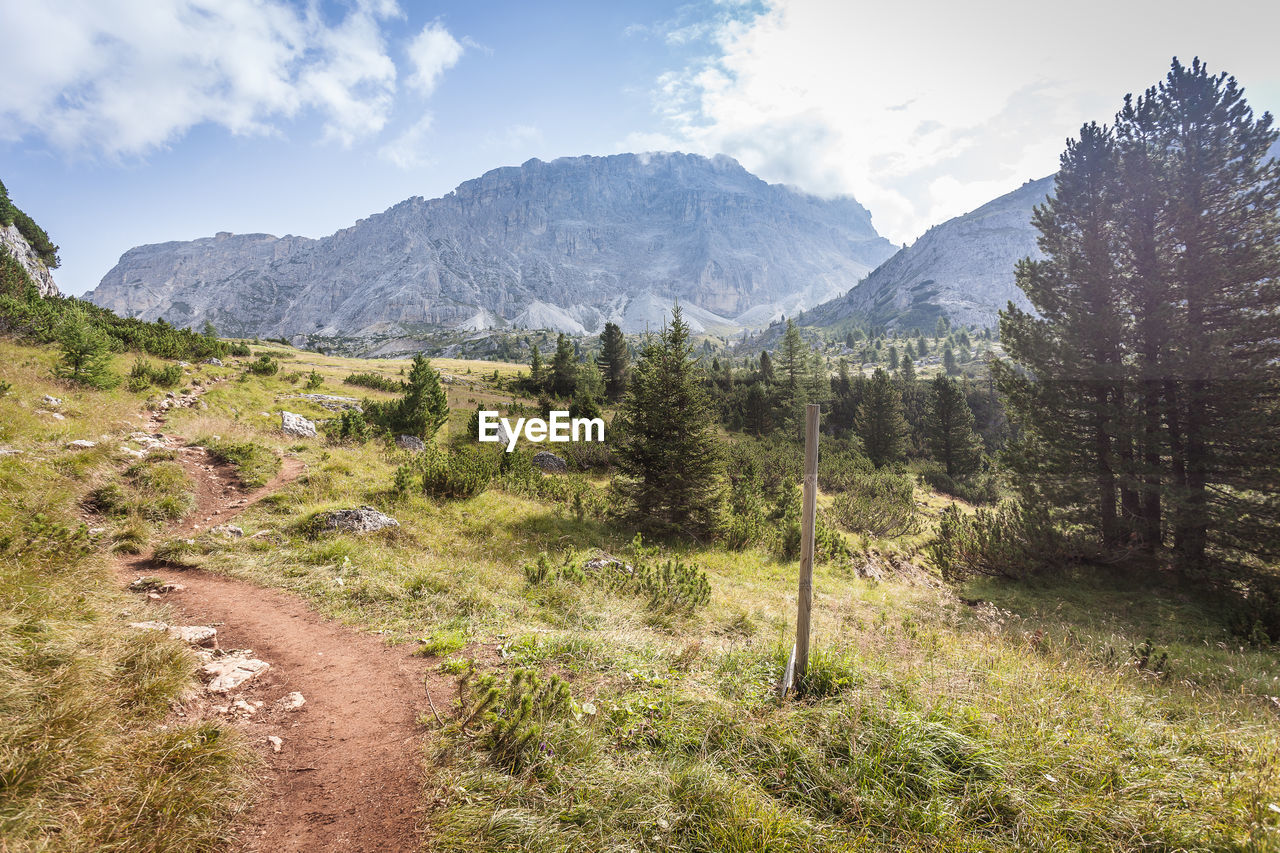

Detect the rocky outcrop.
xmin=0 ymin=223 xmax=60 ymax=297
xmin=803 ymin=176 xmax=1053 ymax=331
xmin=532 ymin=451 xmax=568 ymax=473
xmin=280 ymin=411 xmax=316 ymax=437
xmin=314 ymin=506 xmax=400 ymax=534
xmin=395 ymin=435 xmax=426 ymax=452
xmin=88 ymin=153 xmax=896 ymax=338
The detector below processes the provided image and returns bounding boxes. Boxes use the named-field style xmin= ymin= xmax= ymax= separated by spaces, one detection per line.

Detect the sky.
xmin=2 ymin=0 xmax=1278 ymax=296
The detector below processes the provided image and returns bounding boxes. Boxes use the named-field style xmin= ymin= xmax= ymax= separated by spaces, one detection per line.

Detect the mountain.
xmin=0 ymin=180 xmax=61 ymax=298
xmin=88 ymin=153 xmax=896 ymax=340
xmin=801 ymin=176 xmax=1054 ymax=332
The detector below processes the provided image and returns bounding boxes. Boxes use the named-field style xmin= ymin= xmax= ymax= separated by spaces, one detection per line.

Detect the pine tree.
xmin=856 ymin=368 xmax=908 ymax=467
xmin=597 ymin=322 xmax=629 ymax=400
xmin=778 ymin=319 xmax=805 ymax=400
xmin=613 ymin=306 xmax=724 ymax=536
xmin=999 ymin=57 xmax=1280 ymax=570
xmin=54 ymin=309 xmax=117 ymax=389
xmin=925 ymin=375 xmax=984 ymax=480
xmin=998 ymin=120 xmax=1130 ymax=546
xmin=888 ymin=345 xmax=899 ymax=371
xmin=758 ymin=350 xmax=774 ymax=385
xmin=366 ymin=354 xmax=449 ymax=440
xmin=943 ymin=346 xmax=957 ymax=375
xmin=899 ymin=352 xmax=916 ymax=384
xmin=550 ymin=334 xmax=576 ymax=398
xmin=529 ymin=343 xmax=544 ymax=390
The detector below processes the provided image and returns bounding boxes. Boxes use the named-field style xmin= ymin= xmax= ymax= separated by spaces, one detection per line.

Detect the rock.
xmin=1 ymin=223 xmax=60 ymax=297
xmin=128 ymin=621 xmax=215 ymax=645
xmin=584 ymin=552 xmax=632 ymax=576
xmin=0 ymin=447 xmax=23 ymax=456
xmin=42 ymin=395 xmax=62 ymax=407
xmin=202 ymin=358 xmax=223 ymax=366
xmin=315 ymin=506 xmax=399 ymax=534
xmin=275 ymin=691 xmax=306 ymax=712
xmin=127 ymin=576 xmax=185 ymax=593
xmin=280 ymin=411 xmax=317 ymax=437
xmin=396 ymin=435 xmax=425 ymax=452
xmin=210 ymin=524 xmax=244 ymax=538
xmin=267 ymin=735 xmax=283 ymax=753
xmin=288 ymin=393 xmax=361 ymax=412
xmin=66 ymin=439 xmax=97 ymax=449
xmin=169 ymin=625 xmax=217 ymax=645
xmin=532 ymin=451 xmax=568 ymax=473
xmin=201 ymin=651 xmax=271 ymax=693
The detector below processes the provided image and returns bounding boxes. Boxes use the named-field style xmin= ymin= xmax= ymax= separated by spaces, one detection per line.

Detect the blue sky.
xmin=2 ymin=0 xmax=1278 ymax=295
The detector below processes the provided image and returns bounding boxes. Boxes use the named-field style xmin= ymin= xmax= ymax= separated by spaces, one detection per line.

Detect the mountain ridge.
xmin=799 ymin=175 xmax=1054 ymax=332
xmin=88 ymin=152 xmax=897 ymax=340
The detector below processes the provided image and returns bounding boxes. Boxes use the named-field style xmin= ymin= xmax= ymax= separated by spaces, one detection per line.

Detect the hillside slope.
xmin=802 ymin=175 xmax=1053 ymax=331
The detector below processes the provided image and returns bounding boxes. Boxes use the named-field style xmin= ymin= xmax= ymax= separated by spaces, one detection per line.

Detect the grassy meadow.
xmin=1 ymin=337 xmax=1277 ymax=851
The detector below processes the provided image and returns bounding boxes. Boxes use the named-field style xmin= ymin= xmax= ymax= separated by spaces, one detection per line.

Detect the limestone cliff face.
xmin=89 ymin=153 xmax=897 ymax=337
xmin=0 ymin=223 xmax=60 ymax=298
xmin=803 ymin=176 xmax=1054 ymax=331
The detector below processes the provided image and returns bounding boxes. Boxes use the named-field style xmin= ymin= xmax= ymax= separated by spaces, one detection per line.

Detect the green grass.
xmin=0 ymin=339 xmax=255 ymax=851
xmin=197 ymin=436 xmax=281 ymax=488
xmin=3 ymin=334 xmax=1277 ymax=852
xmin=157 ymin=351 xmax=1280 ymax=853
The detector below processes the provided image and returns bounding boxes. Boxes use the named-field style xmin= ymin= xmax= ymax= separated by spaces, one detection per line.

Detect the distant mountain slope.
xmin=802 ymin=176 xmax=1054 ymax=332
xmin=88 ymin=153 xmax=896 ymax=339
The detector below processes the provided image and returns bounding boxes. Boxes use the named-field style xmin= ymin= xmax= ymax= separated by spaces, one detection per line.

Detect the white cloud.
xmin=0 ymin=0 xmax=433 ymax=156
xmin=639 ymin=0 xmax=1280 ymax=244
xmin=406 ymin=21 xmax=465 ymax=96
xmin=379 ymin=113 xmax=435 ymax=169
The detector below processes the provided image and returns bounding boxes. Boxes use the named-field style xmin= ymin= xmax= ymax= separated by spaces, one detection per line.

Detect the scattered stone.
xmin=210 ymin=524 xmax=244 ymax=538
xmin=280 ymin=411 xmax=317 ymax=437
xmin=42 ymin=395 xmax=62 ymax=407
xmin=127 ymin=576 xmax=185 ymax=593
xmin=201 ymin=651 xmax=271 ymax=693
xmin=314 ymin=506 xmax=400 ymax=534
xmin=169 ymin=625 xmax=217 ymax=646
xmin=395 ymin=435 xmax=425 ymax=452
xmin=165 ymin=391 xmax=177 ymax=399
xmin=275 ymin=691 xmax=306 ymax=712
xmin=202 ymin=358 xmax=224 ymax=366
xmin=532 ymin=451 xmax=568 ymax=473
xmin=231 ymin=698 xmax=257 ymax=716
xmin=66 ymin=439 xmax=97 ymax=449
xmin=128 ymin=620 xmax=214 ymax=645
xmin=584 ymin=552 xmax=632 ymax=576
xmin=88 ymin=527 xmax=106 ymax=535
xmin=0 ymin=447 xmax=23 ymax=456
xmin=287 ymin=393 xmax=361 ymax=412
xmin=37 ymin=411 xmax=66 ymax=420
xmin=267 ymin=735 xmax=283 ymax=753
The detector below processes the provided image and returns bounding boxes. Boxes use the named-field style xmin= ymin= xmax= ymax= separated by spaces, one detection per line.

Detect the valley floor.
xmin=2 ymin=339 xmax=1278 ymax=852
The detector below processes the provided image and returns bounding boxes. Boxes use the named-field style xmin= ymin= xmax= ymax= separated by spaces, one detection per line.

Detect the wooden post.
xmin=794 ymin=402 xmax=820 ymax=688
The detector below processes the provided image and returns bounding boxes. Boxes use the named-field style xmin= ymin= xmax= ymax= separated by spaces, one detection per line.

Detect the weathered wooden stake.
xmin=779 ymin=403 xmax=820 ymax=699
xmin=795 ymin=403 xmax=820 ymax=686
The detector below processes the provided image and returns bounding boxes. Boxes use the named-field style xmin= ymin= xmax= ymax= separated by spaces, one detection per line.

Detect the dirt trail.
xmin=114 ymin=407 xmax=440 ymax=853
